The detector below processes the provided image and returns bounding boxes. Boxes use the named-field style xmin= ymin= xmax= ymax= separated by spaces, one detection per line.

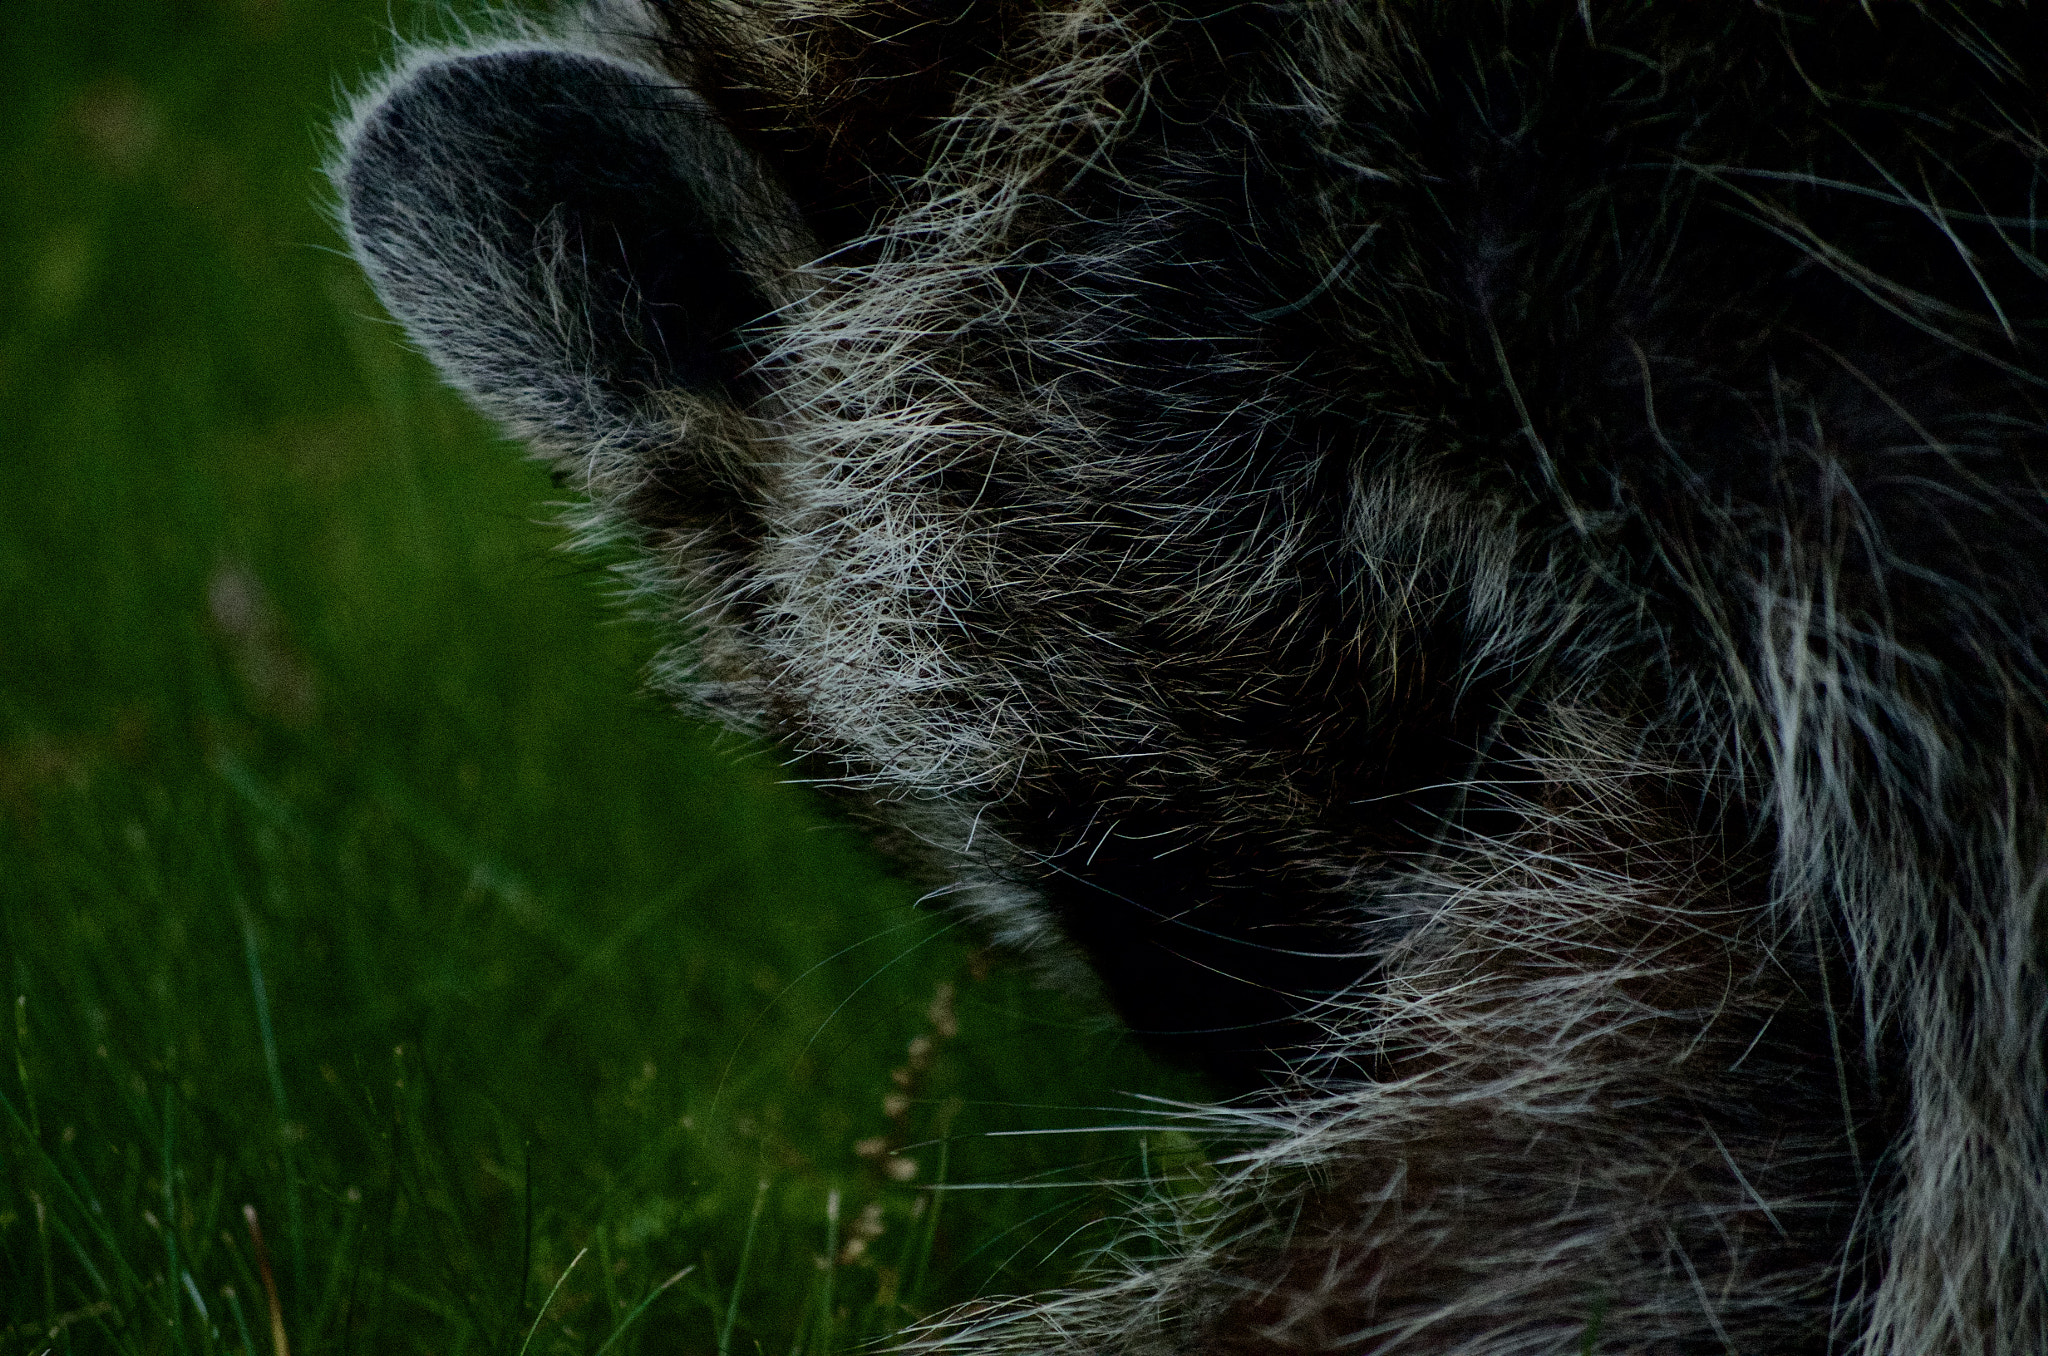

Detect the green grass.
xmin=0 ymin=4 xmax=1200 ymax=1351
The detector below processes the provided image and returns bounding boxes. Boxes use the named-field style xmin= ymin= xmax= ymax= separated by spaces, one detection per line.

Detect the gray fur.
xmin=335 ymin=0 xmax=2048 ymax=1350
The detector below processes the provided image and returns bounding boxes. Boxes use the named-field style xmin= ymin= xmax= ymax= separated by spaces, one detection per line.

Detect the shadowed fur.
xmin=335 ymin=0 xmax=2048 ymax=1350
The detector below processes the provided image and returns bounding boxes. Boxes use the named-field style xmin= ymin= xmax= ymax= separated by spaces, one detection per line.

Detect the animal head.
xmin=338 ymin=2 xmax=2048 ymax=1349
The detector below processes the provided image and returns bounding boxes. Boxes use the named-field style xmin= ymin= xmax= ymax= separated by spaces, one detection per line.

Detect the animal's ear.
xmin=335 ymin=47 xmax=803 ymax=474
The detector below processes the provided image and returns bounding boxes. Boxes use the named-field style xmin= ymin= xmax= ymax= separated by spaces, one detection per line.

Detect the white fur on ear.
xmin=335 ymin=45 xmax=807 ymax=471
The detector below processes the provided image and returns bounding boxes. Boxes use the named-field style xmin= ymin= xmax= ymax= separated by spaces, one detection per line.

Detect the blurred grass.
xmin=0 ymin=2 xmax=1201 ymax=1351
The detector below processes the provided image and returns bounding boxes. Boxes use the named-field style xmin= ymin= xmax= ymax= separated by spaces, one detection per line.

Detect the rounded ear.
xmin=335 ymin=46 xmax=807 ymax=482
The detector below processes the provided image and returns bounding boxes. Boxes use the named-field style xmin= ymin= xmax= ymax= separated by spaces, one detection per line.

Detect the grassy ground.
xmin=0 ymin=3 xmax=1202 ymax=1351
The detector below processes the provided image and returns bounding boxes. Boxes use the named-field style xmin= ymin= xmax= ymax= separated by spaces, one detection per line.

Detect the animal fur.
xmin=335 ymin=0 xmax=2048 ymax=1349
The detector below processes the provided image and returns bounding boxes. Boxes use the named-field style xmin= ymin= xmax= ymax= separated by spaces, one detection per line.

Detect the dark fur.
xmin=337 ymin=1 xmax=2048 ymax=1349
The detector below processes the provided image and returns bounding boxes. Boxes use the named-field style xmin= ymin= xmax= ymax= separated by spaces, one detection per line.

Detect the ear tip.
xmin=335 ymin=45 xmax=654 ymax=224
xmin=336 ymin=44 xmax=670 ymax=300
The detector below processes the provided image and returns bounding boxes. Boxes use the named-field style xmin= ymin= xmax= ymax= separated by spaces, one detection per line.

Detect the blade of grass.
xmin=164 ymin=1091 xmax=185 ymax=1352
xmin=244 ymin=1204 xmax=291 ymax=1356
xmin=513 ymin=1246 xmax=585 ymax=1356
xmin=594 ymin=1222 xmax=618 ymax=1331
xmin=14 ymin=995 xmax=38 ymax=1141
xmin=589 ymin=1266 xmax=694 ymax=1356
xmin=816 ymin=1189 xmax=840 ymax=1356
xmin=225 ymin=1282 xmax=260 ymax=1356
xmin=718 ymin=1180 xmax=769 ymax=1356
xmin=518 ymin=1140 xmax=533 ymax=1337
xmin=902 ymin=1138 xmax=948 ymax=1307
xmin=235 ymin=895 xmax=303 ymax=1301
